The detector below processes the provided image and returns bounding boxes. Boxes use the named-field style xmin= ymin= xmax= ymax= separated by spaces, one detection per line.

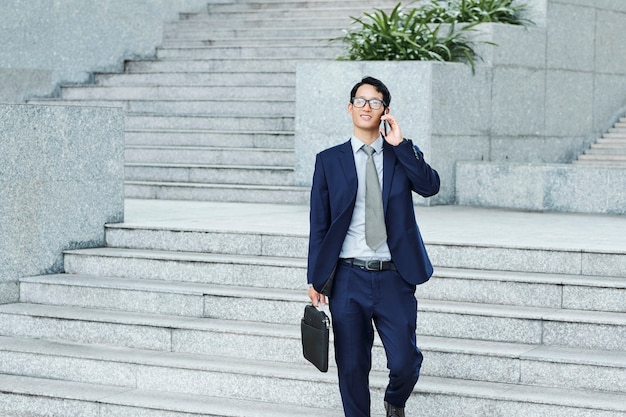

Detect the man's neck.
xmin=353 ymin=128 xmax=380 ymax=145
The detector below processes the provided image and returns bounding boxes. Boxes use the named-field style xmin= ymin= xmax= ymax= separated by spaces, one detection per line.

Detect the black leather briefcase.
xmin=301 ymin=304 xmax=330 ymax=372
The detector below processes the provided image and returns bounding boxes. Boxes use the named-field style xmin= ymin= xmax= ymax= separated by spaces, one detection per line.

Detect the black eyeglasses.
xmin=351 ymin=97 xmax=385 ymax=110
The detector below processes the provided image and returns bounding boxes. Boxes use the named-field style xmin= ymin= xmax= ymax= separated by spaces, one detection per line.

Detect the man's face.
xmin=348 ymin=84 xmax=386 ymax=133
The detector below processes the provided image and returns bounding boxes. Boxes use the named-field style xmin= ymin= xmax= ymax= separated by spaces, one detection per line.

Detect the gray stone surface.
xmin=0 ymin=302 xmax=217 ymax=351
xmin=0 ymin=282 xmax=18 ymax=305
xmin=456 ymin=161 xmax=626 ymax=214
xmin=564 ymin=284 xmax=626 ymax=313
xmin=417 ymin=275 xmax=563 ymax=308
xmin=581 ymin=252 xmax=626 ymax=278
xmin=545 ymin=70 xmax=594 ymax=137
xmin=0 ymin=68 xmax=56 ymax=103
xmin=490 ymin=24 xmax=547 ymax=68
xmin=124 ymin=182 xmax=310 ymax=204
xmin=0 ymin=373 xmax=346 ymax=417
xmin=20 ymin=275 xmax=205 ymax=316
xmin=0 ymin=104 xmax=124 ymax=304
xmin=546 ymin=2 xmax=595 ymax=71
xmin=492 ymin=66 xmax=546 ymax=137
xmin=63 ymin=249 xmax=306 ymax=289
xmin=0 ymin=0 xmax=209 ymax=101
xmin=543 ymin=321 xmax=626 ymax=351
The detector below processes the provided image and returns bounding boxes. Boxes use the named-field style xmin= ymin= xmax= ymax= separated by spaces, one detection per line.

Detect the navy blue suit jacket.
xmin=307 ymin=138 xmax=440 ymax=295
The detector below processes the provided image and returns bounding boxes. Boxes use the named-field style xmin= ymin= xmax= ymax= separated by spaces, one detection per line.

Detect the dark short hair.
xmin=350 ymin=76 xmax=391 ymax=108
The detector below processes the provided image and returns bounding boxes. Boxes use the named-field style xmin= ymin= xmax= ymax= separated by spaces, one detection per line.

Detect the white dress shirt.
xmin=339 ymin=135 xmax=391 ymax=261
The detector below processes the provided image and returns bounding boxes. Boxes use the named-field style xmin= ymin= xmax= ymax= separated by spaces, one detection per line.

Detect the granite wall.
xmin=0 ymin=0 xmax=209 ymax=102
xmin=456 ymin=162 xmax=626 ymax=214
xmin=0 ymin=104 xmax=125 ymax=304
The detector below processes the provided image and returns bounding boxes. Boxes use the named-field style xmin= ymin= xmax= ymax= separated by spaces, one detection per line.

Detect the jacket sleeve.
xmin=391 ymin=138 xmax=440 ymax=197
xmin=307 ymin=153 xmax=331 ymax=286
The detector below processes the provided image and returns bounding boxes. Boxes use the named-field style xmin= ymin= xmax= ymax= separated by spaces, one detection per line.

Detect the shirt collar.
xmin=350 ymin=135 xmax=384 ymax=155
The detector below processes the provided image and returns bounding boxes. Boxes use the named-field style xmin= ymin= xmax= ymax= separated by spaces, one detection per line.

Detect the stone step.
xmin=63 ymin=245 xmax=626 ymax=306
xmin=19 ymin=274 xmax=626 ymax=350
xmin=586 ymin=146 xmax=626 ymax=154
xmin=94 ymin=71 xmax=295 ymax=87
xmin=155 ymin=45 xmax=340 ymax=60
xmin=0 ymin=303 xmax=532 ymax=376
xmin=61 ymin=85 xmax=295 ymax=100
xmin=599 ymin=138 xmax=626 ymax=148
xmin=2 ymin=333 xmax=625 ymax=409
xmin=571 ymin=160 xmax=626 ymax=167
xmin=100 ymin=225 xmax=626 ymax=277
xmin=126 ymin=99 xmax=294 ymax=115
xmin=125 ymin=181 xmax=310 ymax=203
xmin=29 ymin=98 xmax=296 ymax=117
xmin=419 ymin=268 xmax=626 ymax=313
xmin=183 ymin=7 xmax=395 ymax=26
xmin=26 ymin=98 xmax=125 ymax=108
xmin=0 ymin=335 xmax=331 ymax=411
xmin=203 ymin=0 xmax=396 ymax=13
xmin=125 ymin=162 xmax=294 ymax=185
xmin=5 ymin=370 xmax=625 ymax=417
xmin=561 ymin=102 xmax=626 ymax=170
xmin=0 ymin=303 xmax=315 ymax=355
xmin=102 ymin=227 xmax=308 ymax=257
xmin=125 ymin=58 xmax=302 ymax=73
xmin=162 ymin=26 xmax=343 ymax=41
xmin=125 ymin=129 xmax=293 ymax=148
xmin=0 ymin=373 xmax=344 ymax=417
xmin=162 ymin=36 xmax=332 ymax=48
xmin=124 ymin=114 xmax=294 ymax=131
xmin=163 ymin=16 xmax=350 ymax=30
xmin=125 ymin=145 xmax=294 ymax=165
xmin=1 ymin=303 xmax=625 ymax=394
xmin=62 ymin=248 xmax=306 ymax=289
xmin=578 ymin=154 xmax=626 ymax=161
xmin=0 ymin=303 xmax=541 ymax=374
xmin=599 ymin=132 xmax=626 ymax=139
xmin=187 ymin=6 xmax=383 ymax=20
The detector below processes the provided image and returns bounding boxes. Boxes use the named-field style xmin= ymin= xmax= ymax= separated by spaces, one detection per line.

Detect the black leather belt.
xmin=341 ymin=258 xmax=397 ymax=271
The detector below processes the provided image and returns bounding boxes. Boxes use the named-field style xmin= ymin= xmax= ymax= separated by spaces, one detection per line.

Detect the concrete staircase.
xmin=28 ymin=0 xmax=399 ymax=204
xmin=1 ymin=202 xmax=626 ymax=416
xmin=7 ymin=1 xmax=625 ymax=416
xmin=575 ymin=116 xmax=626 ymax=167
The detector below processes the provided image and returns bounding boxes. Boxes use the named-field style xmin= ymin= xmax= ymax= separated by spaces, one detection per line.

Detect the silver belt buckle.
xmin=365 ymin=260 xmax=383 ymax=271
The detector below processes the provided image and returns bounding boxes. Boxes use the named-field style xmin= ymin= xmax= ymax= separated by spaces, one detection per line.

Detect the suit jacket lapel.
xmin=338 ymin=140 xmax=357 ymax=192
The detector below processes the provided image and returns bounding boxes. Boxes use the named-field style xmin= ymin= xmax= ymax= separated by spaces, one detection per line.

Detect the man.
xmin=307 ymin=76 xmax=440 ymax=417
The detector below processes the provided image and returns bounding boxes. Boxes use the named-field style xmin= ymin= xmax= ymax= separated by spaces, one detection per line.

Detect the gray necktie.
xmin=362 ymin=145 xmax=387 ymax=250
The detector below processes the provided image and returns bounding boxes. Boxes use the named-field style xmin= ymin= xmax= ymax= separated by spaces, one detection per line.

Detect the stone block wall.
xmin=456 ymin=162 xmax=626 ymax=214
xmin=0 ymin=104 xmax=125 ymax=304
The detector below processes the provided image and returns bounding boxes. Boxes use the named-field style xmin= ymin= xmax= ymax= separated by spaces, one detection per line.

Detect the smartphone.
xmin=381 ymin=119 xmax=389 ymax=137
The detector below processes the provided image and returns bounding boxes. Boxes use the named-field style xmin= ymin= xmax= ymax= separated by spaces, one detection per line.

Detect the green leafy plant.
xmin=422 ymin=0 xmax=533 ymax=25
xmin=331 ymin=1 xmax=533 ymax=72
xmin=334 ymin=3 xmax=480 ymax=70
